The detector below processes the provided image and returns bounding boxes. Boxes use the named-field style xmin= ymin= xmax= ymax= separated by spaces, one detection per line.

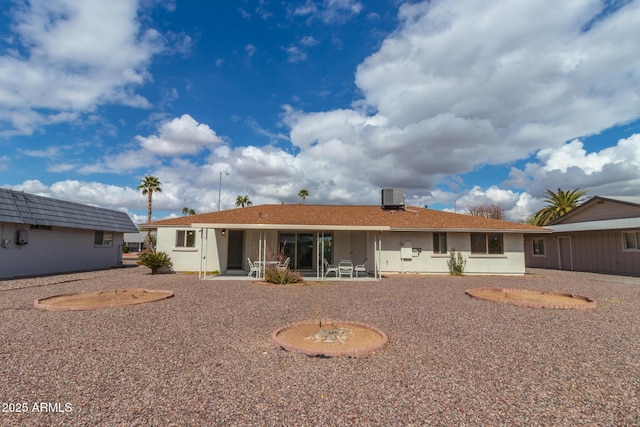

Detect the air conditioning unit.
xmin=381 ymin=188 xmax=405 ymax=210
xmin=16 ymin=230 xmax=29 ymax=245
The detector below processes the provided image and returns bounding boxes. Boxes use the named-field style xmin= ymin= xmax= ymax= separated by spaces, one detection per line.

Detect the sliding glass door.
xmin=278 ymin=232 xmax=316 ymax=270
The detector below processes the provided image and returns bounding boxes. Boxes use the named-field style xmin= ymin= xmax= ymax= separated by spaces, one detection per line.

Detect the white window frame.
xmin=175 ymin=229 xmax=196 ymax=248
xmin=532 ymin=238 xmax=546 ymax=256
xmin=622 ymin=231 xmax=640 ymax=251
xmin=433 ymin=232 xmax=448 ymax=254
xmin=470 ymin=233 xmax=504 ymax=255
xmin=94 ymin=231 xmax=113 ymax=247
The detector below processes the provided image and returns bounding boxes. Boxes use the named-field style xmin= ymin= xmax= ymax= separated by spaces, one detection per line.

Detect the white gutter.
xmin=191 ymin=223 xmax=389 ymax=231
xmin=389 ymin=227 xmax=551 ymax=234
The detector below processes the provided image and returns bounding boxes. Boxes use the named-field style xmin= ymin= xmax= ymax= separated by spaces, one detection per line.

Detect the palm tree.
xmin=298 ymin=189 xmax=309 ymax=204
xmin=235 ymin=195 xmax=252 ymax=208
xmin=137 ymin=176 xmax=162 ymax=249
xmin=533 ymin=188 xmax=586 ymax=226
xmin=182 ymin=207 xmax=196 ymax=216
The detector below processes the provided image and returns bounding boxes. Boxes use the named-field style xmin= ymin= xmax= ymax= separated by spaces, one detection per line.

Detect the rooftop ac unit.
xmin=381 ymin=188 xmax=405 ymax=210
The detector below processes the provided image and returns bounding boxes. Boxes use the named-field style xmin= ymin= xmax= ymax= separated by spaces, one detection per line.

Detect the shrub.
xmin=447 ymin=249 xmax=466 ymax=276
xmin=137 ymin=251 xmax=173 ymax=274
xmin=263 ymin=266 xmax=303 ymax=284
xmin=122 ymin=245 xmax=130 ymax=253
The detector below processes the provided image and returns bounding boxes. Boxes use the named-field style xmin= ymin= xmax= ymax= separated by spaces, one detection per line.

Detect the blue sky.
xmin=1 ymin=0 xmax=639 ymax=223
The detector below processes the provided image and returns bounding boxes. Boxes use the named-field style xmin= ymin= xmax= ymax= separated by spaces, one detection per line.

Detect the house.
xmin=144 ymin=203 xmax=548 ymax=278
xmin=0 ymin=188 xmax=139 ymax=279
xmin=525 ymin=196 xmax=640 ymax=276
xmin=123 ymin=231 xmax=148 ymax=252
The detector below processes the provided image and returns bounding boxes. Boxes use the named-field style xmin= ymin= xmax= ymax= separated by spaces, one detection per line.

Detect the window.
xmin=470 ymin=233 xmax=504 ymax=254
xmin=176 ymin=230 xmax=196 ymax=248
xmin=623 ymin=231 xmax=640 ymax=250
xmin=532 ymin=238 xmax=546 ymax=256
xmin=433 ymin=232 xmax=447 ymax=254
xmin=94 ymin=231 xmax=113 ymax=246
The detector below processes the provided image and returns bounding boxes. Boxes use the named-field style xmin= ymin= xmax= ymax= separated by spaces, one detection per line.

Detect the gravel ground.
xmin=1 ymin=266 xmax=639 ymax=426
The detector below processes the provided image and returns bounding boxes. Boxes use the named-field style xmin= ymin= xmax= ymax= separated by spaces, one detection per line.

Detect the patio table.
xmin=338 ymin=260 xmax=353 ymax=278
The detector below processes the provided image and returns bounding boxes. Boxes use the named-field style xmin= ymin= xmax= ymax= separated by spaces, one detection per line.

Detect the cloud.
xmin=8 ymin=0 xmax=640 ymax=224
xmin=300 ymin=36 xmax=319 ymax=47
xmin=507 ymin=134 xmax=640 ymax=198
xmin=294 ymin=0 xmax=363 ymax=23
xmin=245 ymin=44 xmax=257 ymax=57
xmin=280 ymin=0 xmax=640 ymax=206
xmin=135 ymin=114 xmax=224 ymax=156
xmin=0 ymin=0 xmax=173 ymax=136
xmin=4 ymin=178 xmax=142 ymax=212
xmin=284 ymin=45 xmax=307 ymax=63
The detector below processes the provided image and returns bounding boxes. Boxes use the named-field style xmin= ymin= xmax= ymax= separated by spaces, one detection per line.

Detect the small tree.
xmin=447 ymin=249 xmax=466 ymax=276
xmin=467 ymin=203 xmax=505 ymax=220
xmin=137 ymin=251 xmax=173 ymax=275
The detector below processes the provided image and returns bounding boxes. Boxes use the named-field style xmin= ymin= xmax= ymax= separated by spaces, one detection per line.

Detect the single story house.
xmin=525 ymin=196 xmax=640 ymax=276
xmin=144 ymin=203 xmax=548 ymax=278
xmin=0 ymin=188 xmax=138 ymax=279
xmin=123 ymin=231 xmax=148 ymax=252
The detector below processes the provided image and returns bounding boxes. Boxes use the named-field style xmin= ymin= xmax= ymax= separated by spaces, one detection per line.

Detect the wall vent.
xmin=381 ymin=188 xmax=405 ymax=210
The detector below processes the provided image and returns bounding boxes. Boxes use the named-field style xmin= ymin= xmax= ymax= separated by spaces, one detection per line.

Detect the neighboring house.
xmin=525 ymin=196 xmax=640 ymax=276
xmin=123 ymin=231 xmax=148 ymax=252
xmin=0 ymin=188 xmax=138 ymax=279
xmin=144 ymin=203 xmax=548 ymax=278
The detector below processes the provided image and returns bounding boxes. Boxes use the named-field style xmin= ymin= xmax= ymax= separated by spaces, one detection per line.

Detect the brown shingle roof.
xmin=144 ymin=205 xmax=548 ymax=233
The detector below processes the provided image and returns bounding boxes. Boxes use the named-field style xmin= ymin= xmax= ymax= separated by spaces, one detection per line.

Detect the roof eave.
xmin=390 ymin=227 xmax=551 ymax=233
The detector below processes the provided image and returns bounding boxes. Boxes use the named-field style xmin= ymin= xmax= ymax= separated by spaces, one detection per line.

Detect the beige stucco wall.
xmin=378 ymin=231 xmax=526 ymax=275
xmin=157 ymin=227 xmax=527 ymax=276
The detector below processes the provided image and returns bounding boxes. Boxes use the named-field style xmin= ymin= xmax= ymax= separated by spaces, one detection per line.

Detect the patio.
xmin=1 ymin=267 xmax=639 ymax=425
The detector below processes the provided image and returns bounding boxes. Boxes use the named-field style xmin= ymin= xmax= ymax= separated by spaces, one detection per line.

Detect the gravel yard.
xmin=1 ymin=266 xmax=639 ymax=426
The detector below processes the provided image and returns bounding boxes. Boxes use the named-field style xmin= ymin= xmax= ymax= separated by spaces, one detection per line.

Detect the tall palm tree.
xmin=182 ymin=207 xmax=196 ymax=216
xmin=137 ymin=176 xmax=162 ymax=249
xmin=298 ymin=189 xmax=309 ymax=204
xmin=533 ymin=188 xmax=586 ymax=226
xmin=235 ymin=195 xmax=252 ymax=208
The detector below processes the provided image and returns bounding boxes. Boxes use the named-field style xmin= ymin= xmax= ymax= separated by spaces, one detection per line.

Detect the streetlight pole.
xmin=218 ymin=171 xmax=228 ymax=211
xmin=454 ymin=193 xmax=463 ymax=213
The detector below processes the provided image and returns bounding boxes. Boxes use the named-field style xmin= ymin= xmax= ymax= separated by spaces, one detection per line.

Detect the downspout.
xmin=198 ymin=228 xmax=204 ymax=279
xmin=377 ymin=231 xmax=382 ymax=280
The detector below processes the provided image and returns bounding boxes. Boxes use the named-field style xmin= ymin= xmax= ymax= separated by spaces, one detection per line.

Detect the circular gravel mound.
xmin=272 ymin=319 xmax=388 ymax=357
xmin=465 ymin=287 xmax=596 ymax=309
xmin=34 ymin=288 xmax=174 ymax=311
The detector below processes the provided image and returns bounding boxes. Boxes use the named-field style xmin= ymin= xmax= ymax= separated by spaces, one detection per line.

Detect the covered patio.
xmin=196 ymin=226 xmax=385 ymax=280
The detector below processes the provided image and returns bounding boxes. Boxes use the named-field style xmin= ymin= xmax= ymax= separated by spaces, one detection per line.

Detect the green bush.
xmin=122 ymin=245 xmax=130 ymax=253
xmin=447 ymin=249 xmax=466 ymax=276
xmin=263 ymin=266 xmax=303 ymax=284
xmin=137 ymin=251 xmax=173 ymax=274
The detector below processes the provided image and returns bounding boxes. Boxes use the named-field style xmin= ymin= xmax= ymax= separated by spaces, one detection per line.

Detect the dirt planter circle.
xmin=465 ymin=287 xmax=597 ymax=309
xmin=34 ymin=289 xmax=174 ymax=311
xmin=272 ymin=319 xmax=388 ymax=357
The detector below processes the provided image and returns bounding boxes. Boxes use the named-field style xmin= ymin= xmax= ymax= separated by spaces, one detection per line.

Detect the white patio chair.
xmin=280 ymin=257 xmax=290 ymax=269
xmin=247 ymin=257 xmax=260 ymax=277
xmin=323 ymin=258 xmax=338 ymax=278
xmin=354 ymin=258 xmax=367 ymax=277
